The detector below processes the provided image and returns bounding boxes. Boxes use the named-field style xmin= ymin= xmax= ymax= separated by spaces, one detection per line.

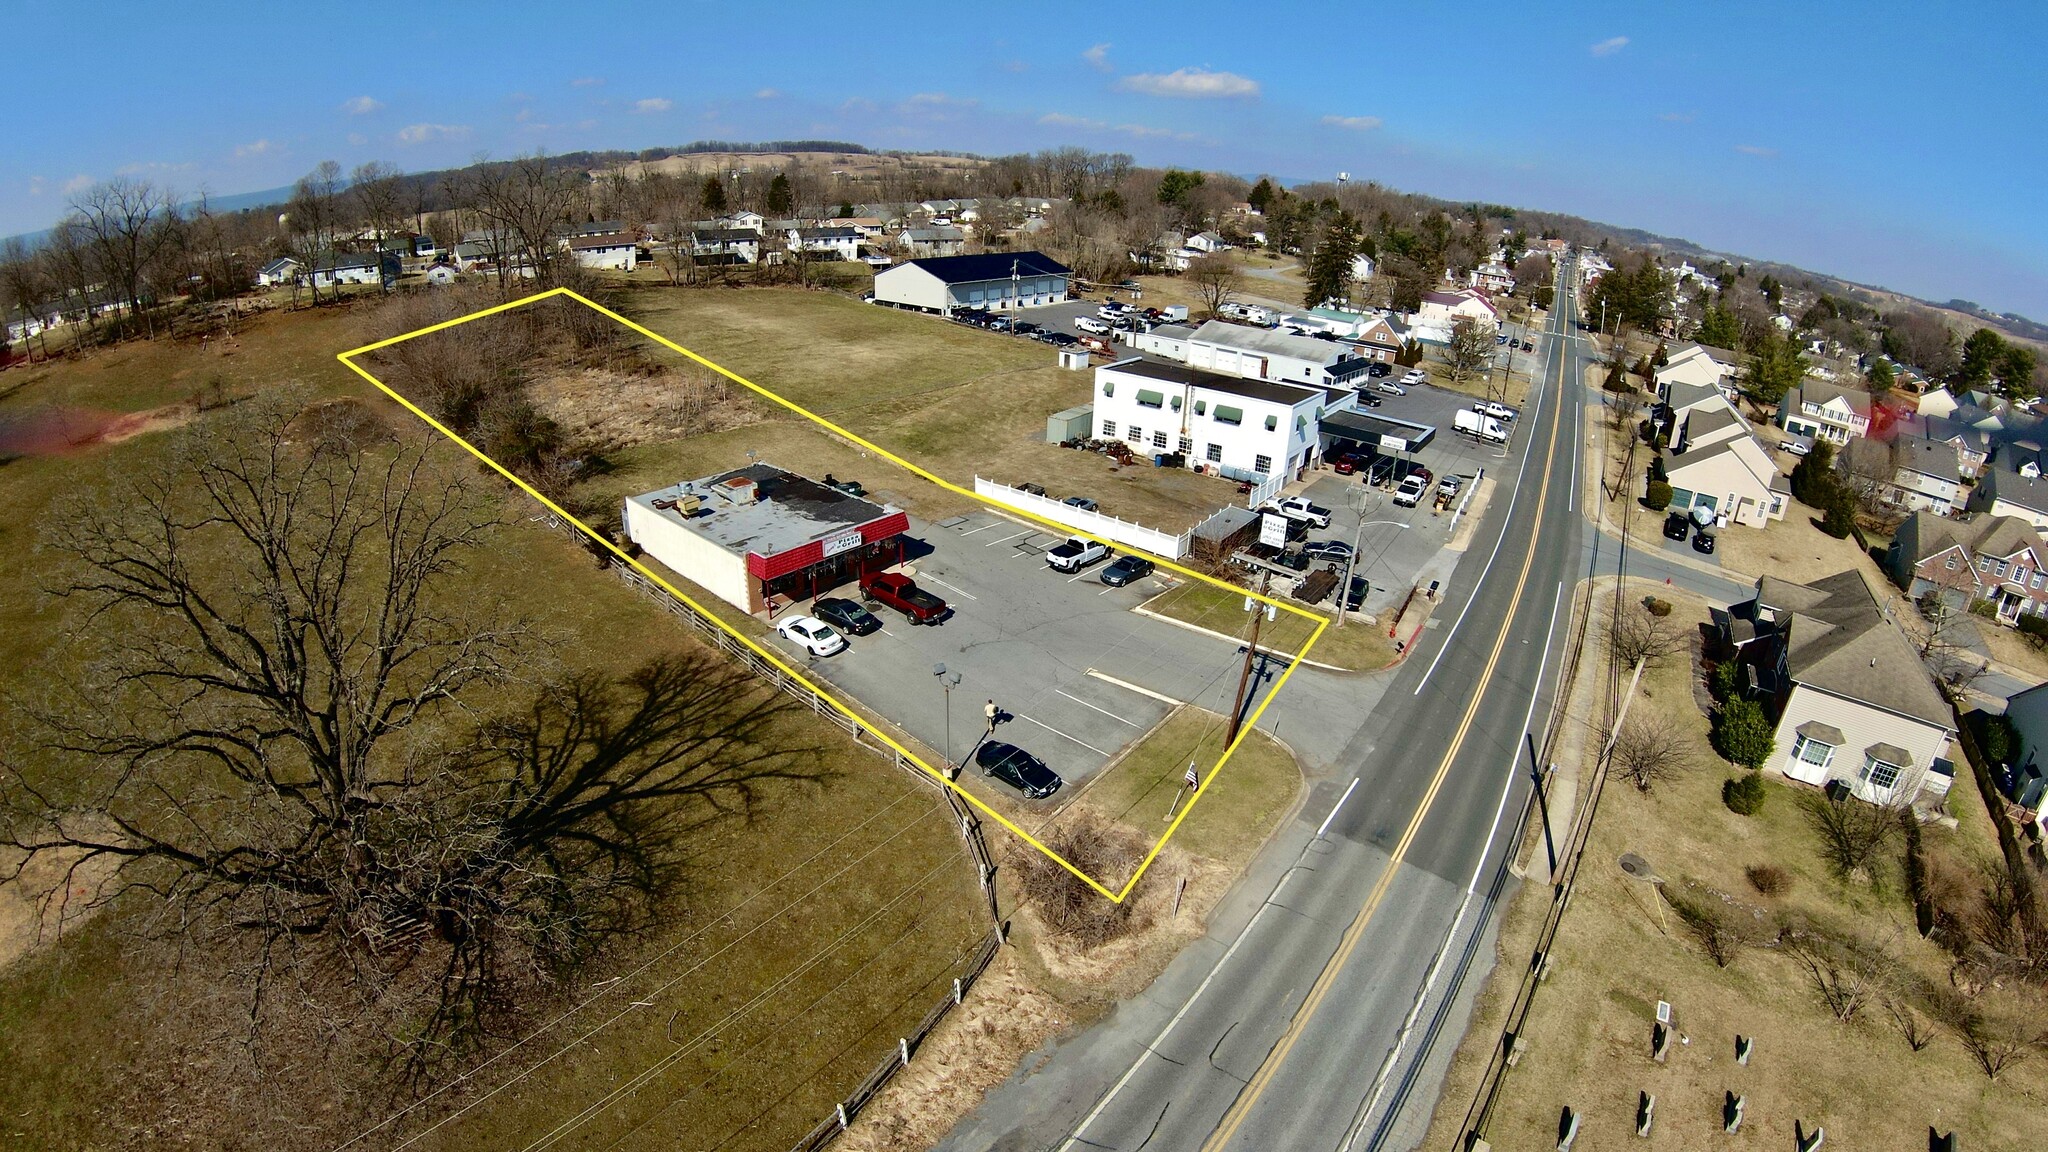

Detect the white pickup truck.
xmin=1046 ymin=536 xmax=1110 ymax=572
xmin=1263 ymin=496 xmax=1332 ymax=529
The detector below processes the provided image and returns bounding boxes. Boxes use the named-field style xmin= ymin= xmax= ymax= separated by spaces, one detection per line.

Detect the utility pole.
xmin=1226 ymin=572 xmax=1273 ymax=745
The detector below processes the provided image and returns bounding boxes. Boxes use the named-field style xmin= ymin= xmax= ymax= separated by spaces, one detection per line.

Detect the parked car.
xmin=1497 ymin=333 xmax=1510 ymax=345
xmin=1693 ymin=528 xmax=1717 ymax=555
xmin=1358 ymin=394 xmax=1383 ymax=408
xmin=811 ymin=597 xmax=882 ymax=636
xmin=1074 ymin=317 xmax=1110 ymax=335
xmin=1340 ymin=575 xmax=1370 ymax=611
xmin=1018 ymin=481 xmax=1048 ymax=496
xmin=1438 ymin=474 xmax=1463 ymax=497
xmin=859 ymin=572 xmax=949 ymax=625
xmin=1365 ymin=456 xmax=1397 ymax=487
xmin=1520 ymin=340 xmax=1534 ymax=351
xmin=975 ymin=740 xmax=1063 ymax=799
xmin=1013 ymin=321 xmax=1041 ymax=337
xmin=1393 ymin=475 xmax=1428 ymax=507
xmin=1096 ymin=303 xmax=1127 ymax=320
xmin=1400 ymin=368 xmax=1428 ymax=385
xmin=1397 ymin=462 xmax=1433 ymax=486
xmin=1303 ymin=539 xmax=1355 ymax=563
xmin=988 ymin=316 xmax=1015 ymax=333
xmin=1474 ymin=401 xmax=1515 ymax=421
xmin=1375 ymin=380 xmax=1406 ymax=396
xmin=1782 ymin=437 xmax=1813 ymax=457
xmin=1100 ymin=555 xmax=1155 ymax=586
xmin=1047 ymin=536 xmax=1110 ymax=572
xmin=1367 ymin=362 xmax=1393 ymax=378
xmin=1063 ymin=495 xmax=1099 ymax=511
xmin=1663 ymin=512 xmax=1692 ymax=541
xmin=1330 ymin=451 xmax=1364 ymax=475
xmin=774 ymin=614 xmax=847 ymax=657
xmin=1265 ymin=496 xmax=1332 ymax=528
xmin=1047 ymin=332 xmax=1080 ymax=347
xmin=1117 ymin=278 xmax=1141 ymax=290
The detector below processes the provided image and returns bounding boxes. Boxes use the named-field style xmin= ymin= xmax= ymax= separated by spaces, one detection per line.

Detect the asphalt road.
xmin=939 ymin=264 xmax=1597 ymax=1152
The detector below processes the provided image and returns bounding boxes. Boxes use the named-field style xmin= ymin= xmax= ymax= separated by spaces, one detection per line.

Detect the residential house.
xmin=1182 ymin=320 xmax=1374 ymax=391
xmin=1966 ymin=458 xmax=2048 ymax=531
xmin=1468 ymin=261 xmax=1516 ymax=294
xmin=1670 ymin=397 xmax=1749 ymax=454
xmin=871 ymin=251 xmax=1070 ymax=315
xmin=311 ymin=252 xmax=385 ymax=288
xmin=1350 ymin=252 xmax=1378 ymax=283
xmin=1654 ymin=341 xmax=1741 ymax=398
xmin=1868 ymin=434 xmax=1963 ymax=514
xmin=566 ymin=219 xmax=625 ymax=238
xmin=1346 ymin=314 xmax=1403 ymax=362
xmin=1778 ymin=379 xmax=1874 ymax=445
xmin=690 ymin=228 xmax=762 ymax=264
xmin=1091 ymin=358 xmax=1333 ymax=482
xmin=256 ymin=257 xmax=303 ymax=287
xmin=787 ymin=226 xmax=862 ymax=261
xmin=1716 ymin=570 xmax=1956 ymax=805
xmin=565 ymin=232 xmax=642 ymax=271
xmin=897 ymin=227 xmax=966 ymax=258
xmin=1658 ymin=380 xmax=1734 ymax=449
xmin=1887 ymin=511 xmax=2048 ymax=624
xmin=1185 ymin=231 xmax=1230 ymax=254
xmin=1416 ymin=289 xmax=1500 ymax=329
xmin=1663 ymin=431 xmax=1789 ymax=527
xmin=823 ymin=216 xmax=886 ymax=240
xmin=1986 ymin=682 xmax=2048 ymax=834
xmin=1922 ymin=415 xmax=1991 ymax=479
xmin=718 ymin=211 xmax=767 ymax=234
xmin=1917 ymin=387 xmax=1960 ymax=419
xmin=423 ymin=262 xmax=460 ymax=286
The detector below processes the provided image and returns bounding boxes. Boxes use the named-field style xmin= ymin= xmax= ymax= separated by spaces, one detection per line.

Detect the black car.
xmin=1064 ymin=495 xmax=1099 ymax=511
xmin=1341 ymin=575 xmax=1370 ymax=611
xmin=1100 ymin=555 xmax=1155 ymax=586
xmin=812 ymin=596 xmax=882 ymax=636
xmin=1013 ymin=321 xmax=1041 ymax=336
xmin=1693 ymin=528 xmax=1717 ymax=554
xmin=1047 ymin=332 xmax=1081 ymax=347
xmin=1303 ymin=539 xmax=1355 ymax=563
xmin=1359 ymin=393 xmax=1383 ymax=408
xmin=1663 ymin=512 xmax=1692 ymax=541
xmin=1273 ymin=549 xmax=1312 ymax=572
xmin=1367 ymin=362 xmax=1393 ymax=378
xmin=975 ymin=740 xmax=1063 ymax=799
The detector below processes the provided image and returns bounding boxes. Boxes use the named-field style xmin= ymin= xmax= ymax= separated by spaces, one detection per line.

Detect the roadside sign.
xmin=1259 ymin=512 xmax=1289 ymax=548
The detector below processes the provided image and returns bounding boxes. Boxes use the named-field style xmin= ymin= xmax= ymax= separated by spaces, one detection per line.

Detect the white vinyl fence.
xmin=974 ymin=476 xmax=1192 ymax=560
xmin=1242 ymin=470 xmax=1285 ymax=510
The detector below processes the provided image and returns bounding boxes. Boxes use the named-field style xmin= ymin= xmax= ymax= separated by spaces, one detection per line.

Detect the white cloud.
xmin=571 ymin=76 xmax=604 ymax=87
xmin=754 ymin=88 xmax=780 ymax=99
xmin=1115 ymin=122 xmax=1197 ymax=141
xmin=1118 ymin=68 xmax=1259 ymax=99
xmin=341 ymin=95 xmax=384 ymax=115
xmin=1038 ymin=112 xmax=1194 ymax=142
xmin=1039 ymin=112 xmax=1106 ymax=129
xmin=1589 ymin=36 xmax=1629 ymax=56
xmin=634 ymin=97 xmax=673 ymax=113
xmin=61 ymin=174 xmax=94 ymax=195
xmin=1321 ymin=115 xmax=1383 ymax=131
xmin=1734 ymin=144 xmax=1778 ymax=157
xmin=234 ymin=139 xmax=276 ymax=158
xmin=1082 ymin=43 xmax=1111 ymax=71
xmin=397 ymin=123 xmax=470 ymax=144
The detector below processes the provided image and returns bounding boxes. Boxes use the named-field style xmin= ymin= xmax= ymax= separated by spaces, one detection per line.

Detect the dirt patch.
xmin=0 ymin=845 xmax=118 ymax=971
xmin=527 ymin=364 xmax=764 ymax=450
xmin=0 ymin=402 xmax=195 ymax=457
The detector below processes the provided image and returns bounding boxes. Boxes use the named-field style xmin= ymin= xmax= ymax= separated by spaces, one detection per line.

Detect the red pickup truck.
xmin=860 ymin=572 xmax=949 ymax=625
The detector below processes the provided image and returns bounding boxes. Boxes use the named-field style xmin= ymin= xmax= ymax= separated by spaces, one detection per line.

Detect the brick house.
xmin=1887 ymin=511 xmax=2048 ymax=626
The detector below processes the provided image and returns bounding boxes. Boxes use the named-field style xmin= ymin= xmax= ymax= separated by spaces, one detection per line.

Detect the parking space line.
xmin=985 ymin=530 xmax=1030 ymax=548
xmin=958 ymin=523 xmax=995 ymax=537
xmin=1055 ymin=689 xmax=1142 ymax=727
xmin=1015 ymin=714 xmax=1113 ymax=757
xmin=918 ymin=574 xmax=977 ymax=600
xmin=1085 ymin=669 xmax=1186 ymax=706
xmin=1067 ymin=569 xmax=1098 ymax=583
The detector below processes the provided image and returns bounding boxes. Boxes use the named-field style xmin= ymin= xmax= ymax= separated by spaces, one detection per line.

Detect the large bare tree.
xmin=462 ymin=153 xmax=588 ymax=291
xmin=67 ymin=176 xmax=178 ymax=337
xmin=1186 ymin=251 xmax=1243 ymax=319
xmin=1444 ymin=314 xmax=1496 ymax=383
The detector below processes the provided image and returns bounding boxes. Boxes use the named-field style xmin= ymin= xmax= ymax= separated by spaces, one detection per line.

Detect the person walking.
xmin=984 ymin=699 xmax=999 ymax=734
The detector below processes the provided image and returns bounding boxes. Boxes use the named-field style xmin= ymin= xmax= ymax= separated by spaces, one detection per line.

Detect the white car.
xmin=1074 ymin=316 xmax=1110 ymax=335
xmin=1392 ymin=475 xmax=1428 ymax=507
xmin=1400 ymin=368 xmax=1428 ymax=385
xmin=1096 ymin=303 xmax=1128 ymax=320
xmin=776 ymin=615 xmax=847 ymax=657
xmin=1475 ymin=401 xmax=1515 ymax=421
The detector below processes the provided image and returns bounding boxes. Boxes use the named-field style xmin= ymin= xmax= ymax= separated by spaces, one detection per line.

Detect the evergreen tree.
xmin=1712 ymin=699 xmax=1776 ymax=770
xmin=1789 ymin=439 xmax=1835 ymax=505
xmin=1697 ymin=304 xmax=1740 ymax=350
xmin=765 ymin=173 xmax=793 ymax=215
xmin=1302 ymin=211 xmax=1361 ymax=308
xmin=701 ymin=174 xmax=726 ymax=214
xmin=1867 ymin=358 xmax=1895 ymax=396
xmin=1741 ymin=330 xmax=1808 ymax=409
xmin=1247 ymin=177 xmax=1275 ymax=214
xmin=2002 ymin=345 xmax=2038 ymax=396
xmin=1957 ymin=326 xmax=2007 ymax=389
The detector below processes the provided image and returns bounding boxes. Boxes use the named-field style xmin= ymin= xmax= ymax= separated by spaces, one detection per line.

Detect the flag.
xmin=1184 ymin=764 xmax=1200 ymax=790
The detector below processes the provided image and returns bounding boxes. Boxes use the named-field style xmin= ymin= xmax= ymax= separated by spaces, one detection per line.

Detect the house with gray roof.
xmin=1778 ymin=379 xmax=1874 ymax=445
xmin=1966 ymin=455 xmax=2048 ymax=531
xmin=1715 ymin=569 xmax=1956 ymax=805
xmin=1887 ymin=511 xmax=2048 ymax=625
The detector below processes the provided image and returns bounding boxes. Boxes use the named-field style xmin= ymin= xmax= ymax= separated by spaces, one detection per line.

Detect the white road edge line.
xmin=1058 ymin=778 xmax=1359 ymax=1152
xmin=1414 ymin=308 xmax=1564 ymax=696
xmin=1343 ymin=578 xmax=1567 ymax=1152
xmin=1084 ymin=668 xmax=1185 ymax=706
xmin=1015 ymin=714 xmax=1113 ymax=757
xmin=1055 ymin=689 xmax=1142 ymax=727
xmin=1318 ymin=776 xmax=1362 ymax=839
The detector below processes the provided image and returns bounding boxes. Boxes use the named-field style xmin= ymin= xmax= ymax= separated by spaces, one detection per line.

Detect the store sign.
xmin=822 ymin=529 xmax=866 ymax=558
xmin=1259 ymin=512 xmax=1289 ymax=548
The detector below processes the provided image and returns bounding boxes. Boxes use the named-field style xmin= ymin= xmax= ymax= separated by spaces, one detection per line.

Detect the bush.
xmin=1645 ymin=480 xmax=1673 ymax=510
xmin=2018 ymin=613 xmax=2048 ymax=649
xmin=1819 ymin=489 xmax=1859 ymax=538
xmin=1647 ymin=454 xmax=1668 ymax=482
xmin=1712 ymin=698 xmax=1776 ymax=769
xmin=1643 ymin=597 xmax=1673 ymax=617
xmin=1969 ymin=597 xmax=1998 ymax=619
xmin=1665 ymin=880 xmax=1770 ymax=967
xmin=1971 ymin=711 xmax=2017 ymax=765
xmin=1724 ymin=770 xmax=1768 ymax=815
xmin=1746 ymin=864 xmax=1792 ymax=895
xmin=1710 ymin=659 xmax=1743 ymax=703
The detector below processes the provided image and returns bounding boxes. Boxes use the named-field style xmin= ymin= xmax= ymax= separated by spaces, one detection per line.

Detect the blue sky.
xmin=7 ymin=1 xmax=2043 ymax=318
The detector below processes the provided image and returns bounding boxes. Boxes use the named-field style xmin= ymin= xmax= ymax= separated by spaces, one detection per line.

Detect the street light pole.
xmin=1225 ymin=572 xmax=1272 ymax=745
xmin=933 ymin=663 xmax=961 ymax=769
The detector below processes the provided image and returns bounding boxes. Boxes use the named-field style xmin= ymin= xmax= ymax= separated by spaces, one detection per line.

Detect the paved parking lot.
xmin=762 ymin=509 xmax=1262 ymax=801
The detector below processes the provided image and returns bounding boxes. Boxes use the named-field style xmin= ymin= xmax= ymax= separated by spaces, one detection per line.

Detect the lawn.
xmin=1423 ymin=580 xmax=2037 ymax=1152
xmin=1140 ymin=577 xmax=1396 ymax=672
xmin=0 ymin=312 xmax=989 ymax=1152
xmin=1067 ymin=706 xmax=1300 ymax=868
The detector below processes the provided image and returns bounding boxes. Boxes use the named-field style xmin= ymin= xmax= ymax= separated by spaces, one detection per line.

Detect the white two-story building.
xmin=1091 ymin=358 xmax=1336 ymax=483
xmin=1181 ymin=320 xmax=1374 ymax=391
xmin=1778 ymin=380 xmax=1874 ymax=445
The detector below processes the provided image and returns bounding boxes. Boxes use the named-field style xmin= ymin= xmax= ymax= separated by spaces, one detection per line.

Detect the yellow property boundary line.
xmin=336 ymin=286 xmax=1328 ymax=903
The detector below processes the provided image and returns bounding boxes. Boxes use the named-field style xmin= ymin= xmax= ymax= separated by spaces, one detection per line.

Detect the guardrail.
xmin=974 ymin=475 xmax=1192 ymax=559
xmin=529 ymin=512 xmax=1007 ymax=1152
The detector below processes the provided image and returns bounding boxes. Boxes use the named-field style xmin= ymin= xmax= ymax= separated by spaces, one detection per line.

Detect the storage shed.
xmin=1046 ymin=403 xmax=1094 ymax=444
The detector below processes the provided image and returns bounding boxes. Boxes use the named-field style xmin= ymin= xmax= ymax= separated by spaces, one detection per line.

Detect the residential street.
xmin=938 ymin=264 xmax=1595 ymax=1152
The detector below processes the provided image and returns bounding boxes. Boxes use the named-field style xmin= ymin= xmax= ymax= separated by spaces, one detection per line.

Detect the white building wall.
xmin=574 ymin=245 xmax=638 ymax=270
xmin=1091 ymin=368 xmax=1322 ymax=480
xmin=622 ymin=499 xmax=757 ymax=613
xmin=873 ymin=263 xmax=949 ymax=312
xmin=1772 ymin=683 xmax=1952 ymax=803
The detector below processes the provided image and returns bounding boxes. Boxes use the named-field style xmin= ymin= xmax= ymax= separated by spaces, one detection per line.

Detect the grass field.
xmin=1423 ymin=582 xmax=2036 ymax=1151
xmin=1141 ymin=578 xmax=1396 ymax=672
xmin=0 ymin=305 xmax=988 ymax=1152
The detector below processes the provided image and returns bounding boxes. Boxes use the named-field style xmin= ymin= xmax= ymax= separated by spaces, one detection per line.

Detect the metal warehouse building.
xmin=871 ymin=251 xmax=1071 ymax=316
xmin=623 ymin=464 xmax=910 ymax=616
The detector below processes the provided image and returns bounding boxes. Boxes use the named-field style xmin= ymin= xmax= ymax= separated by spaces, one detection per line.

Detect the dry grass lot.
xmin=0 ymin=304 xmax=987 ymax=1152
xmin=1424 ymin=582 xmax=2037 ymax=1151
xmin=1141 ymin=578 xmax=1396 ymax=672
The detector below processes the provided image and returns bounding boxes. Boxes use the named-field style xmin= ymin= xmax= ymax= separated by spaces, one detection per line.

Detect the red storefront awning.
xmin=745 ymin=510 xmax=910 ymax=582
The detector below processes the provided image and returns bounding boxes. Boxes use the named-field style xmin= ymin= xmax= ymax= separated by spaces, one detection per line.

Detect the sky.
xmin=6 ymin=0 xmax=2044 ymax=318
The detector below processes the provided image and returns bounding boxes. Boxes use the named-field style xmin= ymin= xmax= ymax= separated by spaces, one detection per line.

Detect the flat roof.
xmin=1188 ymin=319 xmax=1348 ymax=364
xmin=628 ymin=463 xmax=902 ymax=560
xmin=1103 ymin=357 xmax=1319 ymax=406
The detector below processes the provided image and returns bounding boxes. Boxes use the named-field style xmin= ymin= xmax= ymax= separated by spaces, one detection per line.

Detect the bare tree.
xmin=1611 ymin=711 xmax=1691 ymax=791
xmin=1951 ymin=987 xmax=2048 ymax=1079
xmin=1787 ymin=926 xmax=1898 ymax=1023
xmin=1443 ymin=314 xmax=1495 ymax=383
xmin=1186 ymin=251 xmax=1243 ymax=319
xmin=349 ymin=160 xmax=409 ymax=241
xmin=463 ymin=153 xmax=587 ymax=291
xmin=1800 ymin=788 xmax=1907 ymax=882
xmin=1609 ymin=602 xmax=1686 ymax=670
xmin=67 ymin=176 xmax=178 ymax=337
xmin=287 ymin=160 xmax=345 ymax=304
